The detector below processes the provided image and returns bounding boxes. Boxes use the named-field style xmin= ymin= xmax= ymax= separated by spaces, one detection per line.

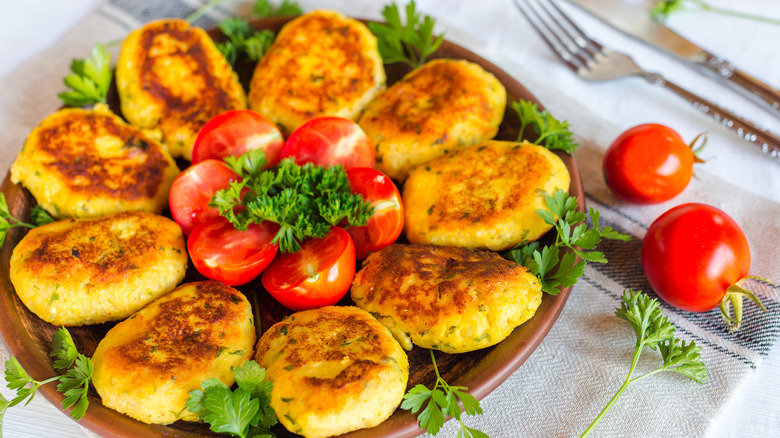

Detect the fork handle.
xmin=697 ymin=52 xmax=780 ymax=119
xmin=642 ymin=72 xmax=780 ymax=159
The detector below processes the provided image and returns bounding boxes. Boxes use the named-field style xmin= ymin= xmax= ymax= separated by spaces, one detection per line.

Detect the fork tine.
xmin=544 ymin=0 xmax=603 ymax=54
xmin=513 ymin=0 xmax=584 ymax=72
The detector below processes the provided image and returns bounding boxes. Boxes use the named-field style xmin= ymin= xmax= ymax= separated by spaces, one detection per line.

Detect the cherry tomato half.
xmin=603 ymin=124 xmax=703 ymax=204
xmin=280 ymin=117 xmax=374 ymax=169
xmin=169 ymin=159 xmax=239 ymax=235
xmin=188 ymin=216 xmax=280 ymax=286
xmin=191 ymin=109 xmax=284 ymax=166
xmin=641 ymin=203 xmax=763 ymax=331
xmin=345 ymin=167 xmax=404 ymax=259
xmin=261 ymin=227 xmax=356 ymax=311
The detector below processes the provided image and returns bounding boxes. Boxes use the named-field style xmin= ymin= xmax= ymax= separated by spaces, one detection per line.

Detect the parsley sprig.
xmin=504 ymin=189 xmax=630 ymax=295
xmin=512 ymin=100 xmax=577 ymax=154
xmin=210 ymin=149 xmax=372 ymax=253
xmin=401 ymin=350 xmax=487 ymax=437
xmin=186 ymin=361 xmax=276 ymax=438
xmin=369 ymin=0 xmax=445 ymax=68
xmin=0 ymin=194 xmax=54 ymax=248
xmin=2 ymin=328 xmax=94 ymax=425
xmin=253 ymin=0 xmax=304 ymax=17
xmin=581 ymin=290 xmax=707 ymax=437
xmin=57 ymin=43 xmax=112 ymax=107
xmin=652 ymin=0 xmax=780 ymax=26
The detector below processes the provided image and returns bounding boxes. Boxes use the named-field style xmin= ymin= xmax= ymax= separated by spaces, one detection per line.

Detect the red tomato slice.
xmin=169 ymin=159 xmax=239 ymax=235
xmin=188 ymin=216 xmax=280 ymax=286
xmin=191 ymin=109 xmax=284 ymax=166
xmin=261 ymin=227 xmax=356 ymax=311
xmin=280 ymin=117 xmax=374 ymax=169
xmin=345 ymin=167 xmax=404 ymax=259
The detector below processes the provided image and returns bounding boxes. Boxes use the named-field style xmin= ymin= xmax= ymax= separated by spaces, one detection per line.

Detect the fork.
xmin=514 ymin=0 xmax=780 ymax=159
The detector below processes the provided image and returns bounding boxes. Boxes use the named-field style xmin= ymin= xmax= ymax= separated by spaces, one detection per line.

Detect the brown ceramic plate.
xmin=0 ymin=16 xmax=584 ymax=438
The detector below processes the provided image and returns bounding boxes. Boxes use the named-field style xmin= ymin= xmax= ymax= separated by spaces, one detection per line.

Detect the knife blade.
xmin=567 ymin=0 xmax=780 ymax=118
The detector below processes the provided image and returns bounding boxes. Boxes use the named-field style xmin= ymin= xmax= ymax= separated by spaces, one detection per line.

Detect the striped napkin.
xmin=0 ymin=1 xmax=778 ymax=437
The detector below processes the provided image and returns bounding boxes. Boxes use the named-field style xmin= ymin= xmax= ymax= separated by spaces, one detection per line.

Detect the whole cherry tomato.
xmin=261 ymin=227 xmax=356 ymax=311
xmin=345 ymin=167 xmax=404 ymax=259
xmin=168 ymin=159 xmax=239 ymax=235
xmin=188 ymin=216 xmax=280 ymax=286
xmin=603 ymin=124 xmax=703 ymax=204
xmin=641 ymin=203 xmax=765 ymax=331
xmin=191 ymin=109 xmax=284 ymax=166
xmin=280 ymin=117 xmax=374 ymax=169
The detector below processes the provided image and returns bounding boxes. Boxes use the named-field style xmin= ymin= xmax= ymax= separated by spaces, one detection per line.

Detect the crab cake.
xmin=255 ymin=306 xmax=408 ymax=438
xmin=351 ymin=244 xmax=542 ymax=353
xmin=92 ymin=281 xmax=255 ymax=425
xmin=357 ymin=58 xmax=506 ymax=182
xmin=403 ymin=140 xmax=570 ymax=251
xmin=248 ymin=10 xmax=385 ymax=134
xmin=116 ymin=18 xmax=247 ymax=160
xmin=9 ymin=211 xmax=187 ymax=326
xmin=10 ymin=106 xmax=179 ymax=219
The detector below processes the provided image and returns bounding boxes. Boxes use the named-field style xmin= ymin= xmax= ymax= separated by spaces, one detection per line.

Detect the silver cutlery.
xmin=513 ymin=0 xmax=780 ymax=160
xmin=568 ymin=0 xmax=780 ymax=119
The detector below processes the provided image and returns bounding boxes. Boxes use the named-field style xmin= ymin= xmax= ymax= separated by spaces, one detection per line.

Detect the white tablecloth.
xmin=1 ymin=0 xmax=778 ymax=437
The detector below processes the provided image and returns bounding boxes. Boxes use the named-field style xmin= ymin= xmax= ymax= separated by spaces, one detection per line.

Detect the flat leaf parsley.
xmin=210 ymin=149 xmax=372 ymax=253
xmin=512 ymin=100 xmax=577 ymax=154
xmin=401 ymin=350 xmax=487 ymax=437
xmin=0 ymin=194 xmax=54 ymax=248
xmin=581 ymin=290 xmax=707 ymax=437
xmin=2 ymin=328 xmax=94 ymax=426
xmin=369 ymin=0 xmax=445 ymax=68
xmin=57 ymin=43 xmax=112 ymax=107
xmin=186 ymin=361 xmax=276 ymax=438
xmin=504 ymin=189 xmax=630 ymax=295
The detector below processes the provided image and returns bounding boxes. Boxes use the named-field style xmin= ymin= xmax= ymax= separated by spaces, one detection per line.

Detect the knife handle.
xmin=642 ymin=72 xmax=780 ymax=159
xmin=699 ymin=52 xmax=780 ymax=118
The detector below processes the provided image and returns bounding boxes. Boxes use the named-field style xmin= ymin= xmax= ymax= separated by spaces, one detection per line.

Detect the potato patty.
xmin=358 ymin=58 xmax=506 ymax=182
xmin=116 ymin=19 xmax=247 ymax=160
xmin=92 ymin=281 xmax=256 ymax=425
xmin=351 ymin=244 xmax=542 ymax=353
xmin=255 ymin=306 xmax=408 ymax=438
xmin=403 ymin=140 xmax=570 ymax=251
xmin=10 ymin=106 xmax=179 ymax=219
xmin=248 ymin=10 xmax=385 ymax=134
xmin=9 ymin=211 xmax=187 ymax=326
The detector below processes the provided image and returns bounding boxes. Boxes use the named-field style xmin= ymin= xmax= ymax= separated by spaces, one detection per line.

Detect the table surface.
xmin=0 ymin=0 xmax=778 ymax=437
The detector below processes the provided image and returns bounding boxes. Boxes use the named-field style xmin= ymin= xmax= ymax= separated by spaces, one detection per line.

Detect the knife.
xmin=567 ymin=0 xmax=780 ymax=118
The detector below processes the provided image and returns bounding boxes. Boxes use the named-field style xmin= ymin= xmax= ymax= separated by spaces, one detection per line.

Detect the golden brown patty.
xmin=92 ymin=281 xmax=256 ymax=425
xmin=10 ymin=106 xmax=179 ymax=219
xmin=116 ymin=18 xmax=247 ymax=160
xmin=248 ymin=10 xmax=385 ymax=134
xmin=255 ymin=306 xmax=408 ymax=438
xmin=351 ymin=244 xmax=542 ymax=353
xmin=9 ymin=211 xmax=187 ymax=326
xmin=403 ymin=140 xmax=571 ymax=251
xmin=358 ymin=58 xmax=506 ymax=182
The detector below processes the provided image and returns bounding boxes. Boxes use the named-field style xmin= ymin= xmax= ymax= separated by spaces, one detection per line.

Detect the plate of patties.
xmin=0 ymin=10 xmax=583 ymax=438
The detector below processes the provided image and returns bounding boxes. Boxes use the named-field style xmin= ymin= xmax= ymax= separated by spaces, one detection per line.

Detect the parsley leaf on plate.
xmin=369 ymin=0 xmax=445 ymax=68
xmin=57 ymin=43 xmax=112 ymax=107
xmin=512 ymin=100 xmax=577 ymax=154
xmin=0 ymin=193 xmax=39 ymax=248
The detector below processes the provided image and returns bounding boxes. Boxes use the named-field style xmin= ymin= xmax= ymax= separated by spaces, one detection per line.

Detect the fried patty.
xmin=254 ymin=306 xmax=408 ymax=438
xmin=248 ymin=10 xmax=385 ymax=134
xmin=91 ymin=281 xmax=256 ymax=425
xmin=10 ymin=106 xmax=179 ymax=219
xmin=403 ymin=140 xmax=571 ymax=251
xmin=9 ymin=211 xmax=187 ymax=326
xmin=351 ymin=244 xmax=542 ymax=353
xmin=116 ymin=18 xmax=247 ymax=160
xmin=357 ymin=58 xmax=506 ymax=182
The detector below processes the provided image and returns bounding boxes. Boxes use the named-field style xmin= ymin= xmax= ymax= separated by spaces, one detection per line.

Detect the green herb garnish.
xmin=253 ymin=0 xmax=304 ymax=17
xmin=57 ymin=43 xmax=112 ymax=107
xmin=210 ymin=149 xmax=372 ymax=253
xmin=217 ymin=18 xmax=276 ymax=65
xmin=2 ymin=328 xmax=94 ymax=425
xmin=0 ymin=193 xmax=40 ymax=248
xmin=186 ymin=361 xmax=276 ymax=438
xmin=512 ymin=100 xmax=577 ymax=154
xmin=581 ymin=290 xmax=707 ymax=437
xmin=401 ymin=349 xmax=487 ymax=437
xmin=504 ymin=189 xmax=631 ymax=295
xmin=652 ymin=0 xmax=780 ymax=26
xmin=369 ymin=0 xmax=445 ymax=68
